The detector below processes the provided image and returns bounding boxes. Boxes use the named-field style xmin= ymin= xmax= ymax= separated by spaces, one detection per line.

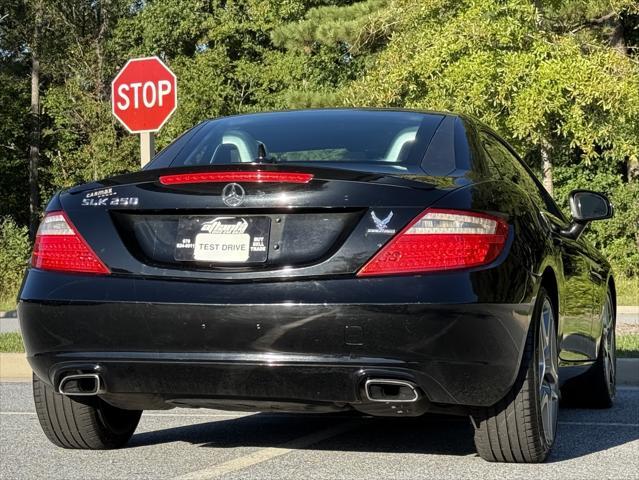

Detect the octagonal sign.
xmin=111 ymin=56 xmax=177 ymax=133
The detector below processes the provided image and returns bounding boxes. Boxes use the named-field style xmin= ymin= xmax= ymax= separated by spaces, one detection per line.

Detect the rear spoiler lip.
xmin=65 ymin=164 xmax=471 ymax=196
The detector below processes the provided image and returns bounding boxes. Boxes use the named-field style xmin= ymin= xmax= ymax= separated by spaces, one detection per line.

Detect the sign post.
xmin=140 ymin=131 xmax=155 ymax=166
xmin=111 ymin=56 xmax=177 ymax=167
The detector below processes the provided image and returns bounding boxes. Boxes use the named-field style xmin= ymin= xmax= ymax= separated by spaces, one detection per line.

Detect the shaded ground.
xmin=1 ymin=382 xmax=637 ymax=480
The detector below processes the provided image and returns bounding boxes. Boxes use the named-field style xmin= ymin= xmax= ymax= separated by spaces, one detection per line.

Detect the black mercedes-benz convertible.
xmin=19 ymin=109 xmax=616 ymax=462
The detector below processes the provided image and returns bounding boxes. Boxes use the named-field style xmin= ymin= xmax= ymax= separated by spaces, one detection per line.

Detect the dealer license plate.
xmin=174 ymin=216 xmax=270 ymax=263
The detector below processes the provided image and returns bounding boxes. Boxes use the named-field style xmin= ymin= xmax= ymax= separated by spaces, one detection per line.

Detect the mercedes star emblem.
xmin=222 ymin=183 xmax=245 ymax=207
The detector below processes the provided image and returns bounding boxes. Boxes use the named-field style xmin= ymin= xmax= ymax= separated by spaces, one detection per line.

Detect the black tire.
xmin=472 ymin=287 xmax=559 ymax=463
xmin=561 ymin=289 xmax=616 ymax=408
xmin=33 ymin=373 xmax=142 ymax=449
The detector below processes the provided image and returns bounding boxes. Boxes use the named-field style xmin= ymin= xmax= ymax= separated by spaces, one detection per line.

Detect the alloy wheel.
xmin=601 ymin=293 xmax=616 ymax=398
xmin=538 ymin=298 xmax=559 ymax=447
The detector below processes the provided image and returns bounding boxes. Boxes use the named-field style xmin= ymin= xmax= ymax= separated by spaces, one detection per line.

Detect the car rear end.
xmin=19 ymin=110 xmax=533 ymax=417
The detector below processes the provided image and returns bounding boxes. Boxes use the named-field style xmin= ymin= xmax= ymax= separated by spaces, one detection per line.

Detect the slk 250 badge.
xmin=82 ymin=197 xmax=139 ymax=207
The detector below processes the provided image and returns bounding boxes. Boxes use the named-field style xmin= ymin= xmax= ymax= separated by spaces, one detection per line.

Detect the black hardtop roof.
xmin=205 ymin=107 xmax=462 ymax=122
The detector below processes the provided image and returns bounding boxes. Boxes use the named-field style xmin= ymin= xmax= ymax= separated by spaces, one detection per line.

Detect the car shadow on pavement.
xmin=129 ymin=413 xmax=475 ymax=457
xmin=547 ymin=405 xmax=639 ymax=463
xmin=129 ymin=406 xmax=639 ymax=461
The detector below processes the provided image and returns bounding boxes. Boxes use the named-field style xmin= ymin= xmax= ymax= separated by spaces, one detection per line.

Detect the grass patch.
xmin=617 ymin=333 xmax=639 ymax=358
xmin=0 ymin=332 xmax=25 ymax=353
xmin=0 ymin=299 xmax=16 ymax=312
xmin=616 ymin=276 xmax=638 ymax=306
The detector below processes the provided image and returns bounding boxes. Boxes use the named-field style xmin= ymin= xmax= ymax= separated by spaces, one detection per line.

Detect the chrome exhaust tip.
xmin=364 ymin=379 xmax=419 ymax=403
xmin=58 ymin=373 xmax=104 ymax=396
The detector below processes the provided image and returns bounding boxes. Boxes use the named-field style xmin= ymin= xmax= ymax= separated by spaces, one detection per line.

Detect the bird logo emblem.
xmin=370 ymin=211 xmax=394 ymax=231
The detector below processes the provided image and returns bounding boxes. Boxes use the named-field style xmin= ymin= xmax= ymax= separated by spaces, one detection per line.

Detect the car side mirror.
xmin=569 ymin=190 xmax=613 ymax=222
xmin=562 ymin=190 xmax=613 ymax=239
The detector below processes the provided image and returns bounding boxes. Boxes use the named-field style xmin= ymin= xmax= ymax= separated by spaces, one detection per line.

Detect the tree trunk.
xmin=28 ymin=5 xmax=41 ymax=239
xmin=609 ymin=16 xmax=638 ymax=204
xmin=540 ymin=143 xmax=553 ymax=197
xmin=95 ymin=0 xmax=108 ymax=99
xmin=628 ymin=157 xmax=639 ymax=183
xmin=611 ymin=18 xmax=627 ymax=55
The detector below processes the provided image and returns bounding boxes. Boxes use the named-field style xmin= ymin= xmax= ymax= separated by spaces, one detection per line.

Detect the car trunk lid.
xmin=59 ymin=164 xmax=463 ymax=280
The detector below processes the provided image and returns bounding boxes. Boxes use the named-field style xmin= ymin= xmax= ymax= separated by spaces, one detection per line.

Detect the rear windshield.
xmin=169 ymin=110 xmax=444 ymax=169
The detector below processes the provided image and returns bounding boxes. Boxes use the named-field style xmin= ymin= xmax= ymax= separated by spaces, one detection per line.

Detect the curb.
xmin=618 ymin=306 xmax=638 ymax=314
xmin=1 ymin=353 xmax=638 ymax=386
xmin=0 ymin=353 xmax=31 ymax=379
xmin=0 ymin=310 xmax=17 ymax=319
xmin=617 ymin=359 xmax=639 ymax=386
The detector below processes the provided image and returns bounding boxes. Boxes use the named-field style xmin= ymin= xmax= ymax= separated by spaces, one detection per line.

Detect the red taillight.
xmin=31 ymin=211 xmax=110 ymax=275
xmin=159 ymin=171 xmax=314 ymax=185
xmin=357 ymin=209 xmax=508 ymax=277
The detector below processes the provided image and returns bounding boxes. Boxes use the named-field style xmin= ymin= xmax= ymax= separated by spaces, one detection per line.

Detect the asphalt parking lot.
xmin=1 ymin=382 xmax=637 ymax=480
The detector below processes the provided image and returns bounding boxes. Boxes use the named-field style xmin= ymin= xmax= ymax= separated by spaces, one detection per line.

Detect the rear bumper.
xmin=19 ymin=268 xmax=534 ymax=411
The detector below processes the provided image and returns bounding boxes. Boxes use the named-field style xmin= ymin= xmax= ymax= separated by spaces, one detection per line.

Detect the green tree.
xmin=0 ymin=217 xmax=30 ymax=307
xmin=40 ymin=1 xmax=140 ymax=191
xmin=108 ymin=0 xmax=364 ymax=147
xmin=334 ymin=0 xmax=639 ymax=273
xmin=270 ymin=0 xmax=390 ymax=107
xmin=1 ymin=0 xmax=638 ymax=290
xmin=1 ymin=0 xmax=65 ymax=235
xmin=342 ymin=0 xmax=639 ymax=191
xmin=0 ymin=61 xmax=30 ymax=226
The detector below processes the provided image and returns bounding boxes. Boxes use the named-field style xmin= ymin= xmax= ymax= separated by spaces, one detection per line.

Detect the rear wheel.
xmin=561 ymin=289 xmax=616 ymax=408
xmin=33 ymin=373 xmax=142 ymax=449
xmin=472 ymin=287 xmax=559 ymax=463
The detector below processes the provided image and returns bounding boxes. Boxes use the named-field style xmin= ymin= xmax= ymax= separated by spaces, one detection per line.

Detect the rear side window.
xmin=482 ymin=133 xmax=564 ymax=219
xmin=169 ymin=110 xmax=444 ymax=170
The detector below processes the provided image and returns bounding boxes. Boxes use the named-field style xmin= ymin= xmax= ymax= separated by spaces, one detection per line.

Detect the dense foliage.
xmin=0 ymin=0 xmax=637 ymax=304
xmin=340 ymin=0 xmax=639 ymax=277
xmin=0 ymin=217 xmax=30 ymax=308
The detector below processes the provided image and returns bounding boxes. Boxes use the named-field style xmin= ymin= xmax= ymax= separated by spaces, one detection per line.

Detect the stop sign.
xmin=111 ymin=56 xmax=177 ymax=133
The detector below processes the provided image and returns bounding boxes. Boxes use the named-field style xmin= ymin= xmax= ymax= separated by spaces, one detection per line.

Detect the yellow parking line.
xmin=0 ymin=411 xmax=249 ymax=418
xmin=173 ymin=421 xmax=360 ymax=480
xmin=558 ymin=421 xmax=639 ymax=427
